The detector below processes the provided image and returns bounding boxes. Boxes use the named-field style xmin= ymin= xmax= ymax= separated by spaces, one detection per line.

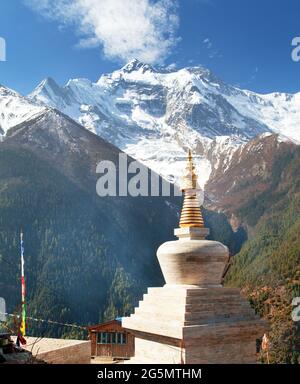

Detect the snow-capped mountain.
xmin=27 ymin=60 xmax=300 ymax=186
xmin=1 ymin=59 xmax=300 ymax=187
xmin=0 ymin=84 xmax=46 ymax=138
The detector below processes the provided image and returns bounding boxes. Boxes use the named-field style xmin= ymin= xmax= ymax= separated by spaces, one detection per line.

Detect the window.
xmin=117 ymin=332 xmax=127 ymax=344
xmin=117 ymin=333 xmax=122 ymax=344
xmin=97 ymin=331 xmax=127 ymax=344
xmin=98 ymin=332 xmax=111 ymax=344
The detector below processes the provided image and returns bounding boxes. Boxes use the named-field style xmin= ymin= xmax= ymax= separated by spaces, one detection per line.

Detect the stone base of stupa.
xmin=122 ymin=285 xmax=267 ymax=364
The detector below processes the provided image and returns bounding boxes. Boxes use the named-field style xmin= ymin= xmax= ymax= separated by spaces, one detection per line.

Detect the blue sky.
xmin=0 ymin=0 xmax=300 ymax=94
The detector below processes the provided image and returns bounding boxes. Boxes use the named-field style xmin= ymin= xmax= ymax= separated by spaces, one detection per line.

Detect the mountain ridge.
xmin=1 ymin=60 xmax=300 ymax=189
xmin=27 ymin=59 xmax=300 ymax=186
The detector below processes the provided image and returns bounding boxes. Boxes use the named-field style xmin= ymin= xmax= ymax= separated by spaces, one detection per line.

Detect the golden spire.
xmin=179 ymin=150 xmax=205 ymax=228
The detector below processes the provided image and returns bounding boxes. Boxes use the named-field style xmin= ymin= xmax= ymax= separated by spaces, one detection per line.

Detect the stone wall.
xmin=37 ymin=341 xmax=91 ymax=364
xmin=13 ymin=337 xmax=91 ymax=364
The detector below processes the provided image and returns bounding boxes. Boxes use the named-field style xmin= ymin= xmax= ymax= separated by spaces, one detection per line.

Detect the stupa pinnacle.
xmin=179 ymin=149 xmax=204 ymax=228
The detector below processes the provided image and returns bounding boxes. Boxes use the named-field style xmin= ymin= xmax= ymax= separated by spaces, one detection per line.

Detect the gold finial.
xmin=179 ymin=150 xmax=205 ymax=228
xmin=181 ymin=149 xmax=197 ymax=190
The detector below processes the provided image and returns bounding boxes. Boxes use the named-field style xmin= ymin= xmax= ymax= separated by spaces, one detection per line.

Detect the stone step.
xmin=127 ymin=307 xmax=258 ymax=332
xmin=135 ymin=301 xmax=252 ymax=318
xmin=185 ymin=308 xmax=255 ymax=320
xmin=186 ymin=296 xmax=246 ymax=304
xmin=146 ymin=286 xmax=241 ymax=297
xmin=185 ymin=302 xmax=251 ymax=311
xmin=183 ymin=319 xmax=268 ymax=339
xmin=133 ymin=306 xmax=186 ymax=321
xmin=184 ymin=314 xmax=258 ymax=326
xmin=185 ymin=287 xmax=240 ymax=296
xmin=142 ymin=291 xmax=246 ymax=305
xmin=122 ymin=315 xmax=183 ymax=339
xmin=142 ymin=295 xmax=186 ymax=306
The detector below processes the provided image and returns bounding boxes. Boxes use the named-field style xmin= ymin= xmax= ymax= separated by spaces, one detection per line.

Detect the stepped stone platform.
xmin=123 ymin=285 xmax=266 ymax=364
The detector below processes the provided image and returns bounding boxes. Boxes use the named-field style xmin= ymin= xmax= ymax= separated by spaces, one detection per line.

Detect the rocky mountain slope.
xmin=0 ymin=108 xmax=182 ymax=336
xmin=205 ymin=132 xmax=300 ymax=363
xmin=206 ymin=133 xmax=299 ymax=227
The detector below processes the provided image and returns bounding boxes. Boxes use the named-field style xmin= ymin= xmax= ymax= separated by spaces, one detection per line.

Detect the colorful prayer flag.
xmin=20 ymin=231 xmax=26 ymax=337
xmin=261 ymin=333 xmax=269 ymax=351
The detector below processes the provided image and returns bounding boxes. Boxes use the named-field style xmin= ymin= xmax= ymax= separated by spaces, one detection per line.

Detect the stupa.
xmin=122 ymin=150 xmax=267 ymax=363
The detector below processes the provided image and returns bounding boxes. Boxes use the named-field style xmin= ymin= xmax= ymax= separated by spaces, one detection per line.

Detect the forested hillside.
xmin=0 ymin=109 xmax=183 ymax=338
xmin=0 ymin=143 xmax=236 ymax=339
xmin=225 ymin=142 xmax=300 ymax=363
xmin=0 ymin=145 xmax=173 ymax=337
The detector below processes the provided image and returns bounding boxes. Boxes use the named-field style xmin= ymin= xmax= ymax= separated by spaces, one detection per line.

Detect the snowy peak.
xmin=118 ymin=59 xmax=214 ymax=79
xmin=120 ymin=59 xmax=156 ymax=74
xmin=32 ymin=77 xmax=61 ymax=99
xmin=25 ymin=61 xmax=300 ymax=185
xmin=0 ymin=83 xmax=47 ymax=137
xmin=0 ymin=84 xmax=21 ymax=98
xmin=29 ymin=77 xmax=68 ymax=110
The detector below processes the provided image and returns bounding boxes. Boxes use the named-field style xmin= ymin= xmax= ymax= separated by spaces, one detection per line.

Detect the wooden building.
xmin=88 ymin=320 xmax=134 ymax=360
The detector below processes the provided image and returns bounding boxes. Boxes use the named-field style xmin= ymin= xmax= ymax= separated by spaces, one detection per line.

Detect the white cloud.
xmin=203 ymin=38 xmax=212 ymax=49
xmin=165 ymin=62 xmax=177 ymax=70
xmin=25 ymin=0 xmax=180 ymax=64
xmin=202 ymin=37 xmax=222 ymax=59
